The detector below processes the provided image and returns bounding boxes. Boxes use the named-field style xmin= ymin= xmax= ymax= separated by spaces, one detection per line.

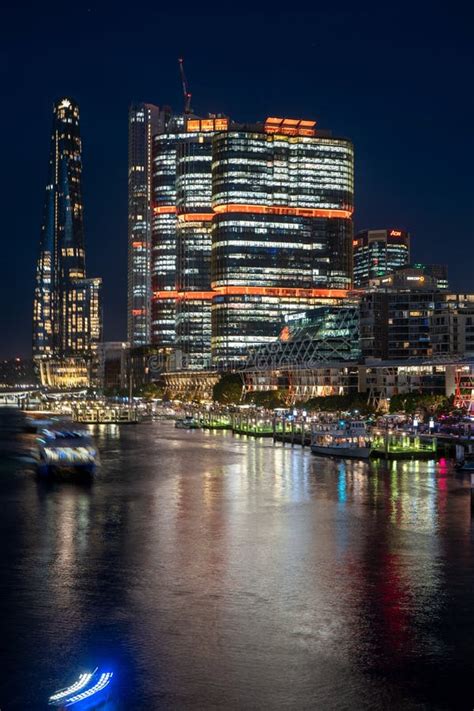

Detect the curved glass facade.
xmin=151 ymin=117 xmax=354 ymax=370
xmin=210 ymin=129 xmax=354 ymax=367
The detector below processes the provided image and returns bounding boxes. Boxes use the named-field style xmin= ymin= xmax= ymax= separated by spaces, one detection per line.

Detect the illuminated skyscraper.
xmin=353 ymin=228 xmax=410 ymax=288
xmin=151 ymin=115 xmax=354 ymax=369
xmin=128 ymin=103 xmax=171 ymax=346
xmin=210 ymin=118 xmax=354 ymax=366
xmin=33 ymin=98 xmax=102 ymax=384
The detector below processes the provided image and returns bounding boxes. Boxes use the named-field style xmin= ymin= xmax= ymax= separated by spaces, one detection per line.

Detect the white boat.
xmin=175 ymin=415 xmax=200 ymax=429
xmin=311 ymin=420 xmax=372 ymax=459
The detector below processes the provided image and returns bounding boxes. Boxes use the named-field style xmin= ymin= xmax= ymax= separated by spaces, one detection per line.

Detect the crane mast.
xmin=178 ymin=57 xmax=192 ymax=115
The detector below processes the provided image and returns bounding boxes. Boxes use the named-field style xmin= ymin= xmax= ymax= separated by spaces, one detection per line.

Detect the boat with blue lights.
xmin=48 ymin=668 xmax=113 ymax=708
xmin=37 ymin=425 xmax=98 ymax=480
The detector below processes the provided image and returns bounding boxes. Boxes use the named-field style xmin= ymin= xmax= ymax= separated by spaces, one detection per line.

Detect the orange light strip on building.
xmin=177 ymin=213 xmax=214 ymax=222
xmin=153 ymin=290 xmax=214 ymax=301
xmin=132 ymin=241 xmax=145 ymax=248
xmin=153 ymin=291 xmax=179 ymax=300
xmin=153 ymin=205 xmax=177 ymax=215
xmin=178 ymin=291 xmax=215 ymax=301
xmin=186 ymin=118 xmax=229 ymax=133
xmin=264 ymin=117 xmax=317 ymax=137
xmin=213 ymin=204 xmax=352 ymax=219
xmin=212 ymin=286 xmax=349 ymax=299
xmin=132 ymin=309 xmax=145 ymax=316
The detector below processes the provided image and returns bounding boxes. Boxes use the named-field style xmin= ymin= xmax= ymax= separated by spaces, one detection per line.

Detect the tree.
xmin=301 ymin=393 xmax=375 ymax=415
xmin=139 ymin=382 xmax=165 ymax=400
xmin=389 ymin=392 xmax=452 ymax=416
xmin=213 ymin=373 xmax=243 ymax=404
xmin=244 ymin=389 xmax=288 ymax=409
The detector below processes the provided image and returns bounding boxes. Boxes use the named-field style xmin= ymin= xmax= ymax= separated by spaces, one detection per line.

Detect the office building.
xmin=411 ymin=263 xmax=449 ymax=290
xmin=431 ymin=294 xmax=474 ymax=357
xmin=151 ymin=115 xmax=354 ymax=369
xmin=33 ymin=98 xmax=102 ymax=386
xmin=97 ymin=342 xmax=129 ymax=393
xmin=128 ymin=103 xmax=171 ymax=347
xmin=211 ymin=118 xmax=354 ymax=366
xmin=353 ymin=228 xmax=410 ymax=287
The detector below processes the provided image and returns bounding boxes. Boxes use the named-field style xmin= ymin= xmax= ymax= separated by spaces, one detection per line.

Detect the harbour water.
xmin=1 ymin=421 xmax=474 ymax=709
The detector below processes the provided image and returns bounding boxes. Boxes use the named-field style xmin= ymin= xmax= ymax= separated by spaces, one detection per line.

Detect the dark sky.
xmin=1 ymin=1 xmax=473 ymax=358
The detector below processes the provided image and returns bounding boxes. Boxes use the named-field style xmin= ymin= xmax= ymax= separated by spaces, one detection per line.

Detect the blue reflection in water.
xmin=337 ymin=462 xmax=347 ymax=504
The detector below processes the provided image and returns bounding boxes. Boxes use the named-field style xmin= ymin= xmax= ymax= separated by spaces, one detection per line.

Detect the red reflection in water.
xmin=378 ymin=552 xmax=412 ymax=653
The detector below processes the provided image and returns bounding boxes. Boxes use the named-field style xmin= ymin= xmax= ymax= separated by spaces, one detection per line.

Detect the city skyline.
xmin=2 ymin=3 xmax=474 ymax=357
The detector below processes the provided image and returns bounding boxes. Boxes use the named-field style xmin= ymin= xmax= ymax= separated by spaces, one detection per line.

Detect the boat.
xmin=37 ymin=426 xmax=98 ymax=480
xmin=311 ymin=420 xmax=372 ymax=459
xmin=175 ymin=415 xmax=200 ymax=429
xmin=455 ymin=458 xmax=474 ymax=472
xmin=49 ymin=668 xmax=113 ymax=708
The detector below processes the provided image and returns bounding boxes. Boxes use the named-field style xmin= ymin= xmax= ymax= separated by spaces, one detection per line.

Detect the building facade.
xmin=151 ymin=115 xmax=354 ymax=370
xmin=127 ymin=103 xmax=171 ymax=347
xmin=353 ymin=228 xmax=410 ymax=287
xmin=360 ymin=268 xmax=455 ymax=361
xmin=33 ymin=98 xmax=102 ymax=386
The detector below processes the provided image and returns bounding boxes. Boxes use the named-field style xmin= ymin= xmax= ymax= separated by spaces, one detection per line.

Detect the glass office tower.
xmin=151 ymin=115 xmax=354 ymax=370
xmin=33 ymin=98 xmax=102 ymax=384
xmin=353 ymin=228 xmax=410 ymax=287
xmin=152 ymin=117 xmax=228 ymax=369
xmin=211 ymin=118 xmax=354 ymax=366
xmin=128 ymin=103 xmax=171 ymax=346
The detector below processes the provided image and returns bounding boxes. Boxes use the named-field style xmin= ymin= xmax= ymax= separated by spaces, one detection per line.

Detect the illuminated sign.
xmin=390 ymin=230 xmax=402 ymax=236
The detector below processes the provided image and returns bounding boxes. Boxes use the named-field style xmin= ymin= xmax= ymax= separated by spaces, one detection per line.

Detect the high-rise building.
xmin=210 ymin=118 xmax=354 ymax=366
xmin=359 ymin=269 xmax=444 ymax=360
xmin=33 ymin=98 xmax=102 ymax=385
xmin=353 ymin=229 xmax=410 ymax=287
xmin=151 ymin=115 xmax=354 ymax=369
xmin=127 ymin=103 xmax=171 ymax=347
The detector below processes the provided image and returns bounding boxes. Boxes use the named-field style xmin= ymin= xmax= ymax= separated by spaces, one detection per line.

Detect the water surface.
xmin=0 ymin=422 xmax=473 ymax=709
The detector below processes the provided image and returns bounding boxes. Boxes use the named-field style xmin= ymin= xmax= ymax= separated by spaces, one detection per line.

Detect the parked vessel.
xmin=175 ymin=415 xmax=200 ymax=430
xmin=311 ymin=420 xmax=372 ymax=459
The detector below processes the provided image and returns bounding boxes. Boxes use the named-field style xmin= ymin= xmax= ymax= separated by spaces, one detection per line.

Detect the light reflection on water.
xmin=0 ymin=422 xmax=473 ymax=709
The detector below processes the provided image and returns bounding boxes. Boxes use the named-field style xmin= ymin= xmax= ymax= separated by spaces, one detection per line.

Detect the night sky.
xmin=2 ymin=1 xmax=473 ymax=358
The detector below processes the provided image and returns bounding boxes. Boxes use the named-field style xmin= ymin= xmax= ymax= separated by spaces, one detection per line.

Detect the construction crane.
xmin=178 ymin=57 xmax=192 ymax=115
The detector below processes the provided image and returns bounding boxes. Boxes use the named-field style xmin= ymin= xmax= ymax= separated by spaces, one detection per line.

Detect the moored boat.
xmin=311 ymin=420 xmax=372 ymax=459
xmin=175 ymin=415 xmax=200 ymax=429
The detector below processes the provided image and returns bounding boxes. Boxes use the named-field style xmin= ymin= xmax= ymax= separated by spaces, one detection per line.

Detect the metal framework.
xmin=454 ymin=364 xmax=474 ymax=412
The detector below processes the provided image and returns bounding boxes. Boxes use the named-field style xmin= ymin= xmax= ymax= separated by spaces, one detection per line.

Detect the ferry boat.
xmin=37 ymin=426 xmax=98 ymax=480
xmin=311 ymin=420 xmax=372 ymax=459
xmin=48 ymin=668 xmax=113 ymax=708
xmin=175 ymin=415 xmax=200 ymax=429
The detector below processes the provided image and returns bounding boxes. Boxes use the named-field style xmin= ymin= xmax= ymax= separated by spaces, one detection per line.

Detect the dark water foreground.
xmin=1 ymin=422 xmax=473 ymax=710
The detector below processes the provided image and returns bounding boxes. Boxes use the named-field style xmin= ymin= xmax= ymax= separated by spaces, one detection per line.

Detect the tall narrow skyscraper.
xmin=127 ymin=103 xmax=171 ymax=347
xmin=33 ymin=98 xmax=102 ymax=386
